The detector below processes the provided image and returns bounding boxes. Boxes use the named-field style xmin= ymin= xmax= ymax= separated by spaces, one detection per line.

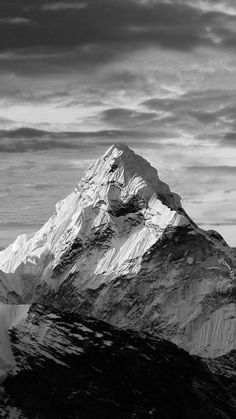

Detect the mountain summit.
xmin=0 ymin=144 xmax=190 ymax=277
xmin=0 ymin=144 xmax=235 ymax=357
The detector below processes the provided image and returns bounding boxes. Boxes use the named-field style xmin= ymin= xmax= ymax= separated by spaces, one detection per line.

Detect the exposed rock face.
xmin=1 ymin=305 xmax=235 ymax=419
xmin=0 ymin=144 xmax=235 ymax=357
xmin=0 ymin=303 xmax=30 ymax=381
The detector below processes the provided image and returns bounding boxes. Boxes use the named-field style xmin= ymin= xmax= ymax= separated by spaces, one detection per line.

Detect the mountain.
xmin=0 ymin=144 xmax=235 ymax=357
xmin=1 ymin=304 xmax=235 ymax=419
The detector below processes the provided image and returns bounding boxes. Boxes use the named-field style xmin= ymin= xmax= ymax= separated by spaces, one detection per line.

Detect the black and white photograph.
xmin=0 ymin=1 xmax=235 ymax=418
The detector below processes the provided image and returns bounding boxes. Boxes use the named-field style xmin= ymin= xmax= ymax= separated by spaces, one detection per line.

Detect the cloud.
xmin=0 ymin=46 xmax=117 ymax=76
xmin=0 ymin=0 xmax=235 ymax=57
xmin=224 ymin=132 xmax=236 ymax=146
xmin=0 ymin=17 xmax=34 ymax=25
xmin=179 ymin=0 xmax=236 ymax=16
xmin=0 ymin=89 xmax=70 ymax=106
xmin=0 ymin=116 xmax=14 ymax=123
xmin=141 ymin=88 xmax=236 ymax=146
xmin=100 ymin=107 xmax=158 ymax=128
xmin=0 ymin=127 xmax=156 ymax=153
xmin=41 ymin=2 xmax=87 ymax=11
xmin=0 ymin=0 xmax=235 ymax=90
xmin=142 ymin=89 xmax=236 ymax=112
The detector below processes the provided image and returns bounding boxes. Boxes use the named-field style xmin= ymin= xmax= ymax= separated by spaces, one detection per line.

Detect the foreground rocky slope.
xmin=0 ymin=144 xmax=235 ymax=357
xmin=0 ymin=304 xmax=235 ymax=419
xmin=0 ymin=303 xmax=29 ymax=381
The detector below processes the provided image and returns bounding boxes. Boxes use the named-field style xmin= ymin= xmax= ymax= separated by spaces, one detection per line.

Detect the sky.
xmin=0 ymin=0 xmax=236 ymax=247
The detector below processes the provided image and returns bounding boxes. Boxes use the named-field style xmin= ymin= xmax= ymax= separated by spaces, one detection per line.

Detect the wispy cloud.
xmin=41 ymin=2 xmax=87 ymax=11
xmin=180 ymin=0 xmax=236 ymax=16
xmin=0 ymin=17 xmax=34 ymax=25
xmin=100 ymin=108 xmax=158 ymax=128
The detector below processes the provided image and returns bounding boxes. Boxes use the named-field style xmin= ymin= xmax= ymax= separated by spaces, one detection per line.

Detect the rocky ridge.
xmin=1 ymin=304 xmax=235 ymax=419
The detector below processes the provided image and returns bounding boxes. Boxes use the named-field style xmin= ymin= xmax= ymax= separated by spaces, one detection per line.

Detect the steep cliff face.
xmin=0 ymin=144 xmax=235 ymax=357
xmin=1 ymin=305 xmax=235 ymax=419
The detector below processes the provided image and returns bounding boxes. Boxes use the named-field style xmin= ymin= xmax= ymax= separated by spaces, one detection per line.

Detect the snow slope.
xmin=0 ymin=144 xmax=235 ymax=357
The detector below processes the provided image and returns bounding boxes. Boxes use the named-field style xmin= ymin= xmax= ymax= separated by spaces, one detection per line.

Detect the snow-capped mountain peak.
xmin=0 ymin=144 xmax=189 ymax=276
xmin=0 ymin=144 xmax=235 ymax=358
xmin=83 ymin=143 xmax=182 ymax=212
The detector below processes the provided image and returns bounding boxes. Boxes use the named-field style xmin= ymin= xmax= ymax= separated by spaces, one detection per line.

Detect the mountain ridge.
xmin=1 ymin=304 xmax=235 ymax=419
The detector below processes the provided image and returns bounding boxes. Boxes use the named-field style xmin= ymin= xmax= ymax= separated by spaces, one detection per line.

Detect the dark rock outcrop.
xmin=0 ymin=305 xmax=235 ymax=419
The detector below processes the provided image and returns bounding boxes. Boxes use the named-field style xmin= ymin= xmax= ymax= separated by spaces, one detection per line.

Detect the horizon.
xmin=0 ymin=0 xmax=236 ymax=246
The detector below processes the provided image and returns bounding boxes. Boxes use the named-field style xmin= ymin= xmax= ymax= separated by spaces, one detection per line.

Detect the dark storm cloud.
xmin=0 ymin=0 xmax=204 ymax=51
xmin=0 ymin=127 xmax=156 ymax=152
xmin=0 ymin=46 xmax=116 ymax=76
xmin=0 ymin=128 xmax=108 ymax=152
xmin=141 ymin=89 xmax=236 ymax=145
xmin=0 ymin=0 xmax=236 ymax=75
xmin=142 ymin=89 xmax=236 ymax=114
xmin=224 ymin=132 xmax=236 ymax=146
xmin=0 ymin=127 xmax=146 ymax=140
